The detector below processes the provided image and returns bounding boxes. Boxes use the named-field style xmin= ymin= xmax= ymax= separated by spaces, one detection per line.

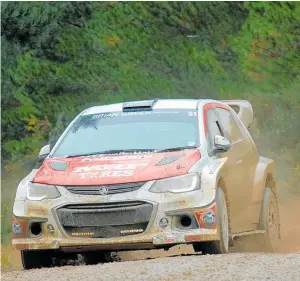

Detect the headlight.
xmin=149 ymin=173 xmax=200 ymax=193
xmin=27 ymin=182 xmax=61 ymax=201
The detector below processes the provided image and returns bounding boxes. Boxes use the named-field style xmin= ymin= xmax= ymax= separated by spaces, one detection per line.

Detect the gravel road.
xmin=2 ymin=252 xmax=300 ymax=281
xmin=2 ymin=189 xmax=300 ymax=281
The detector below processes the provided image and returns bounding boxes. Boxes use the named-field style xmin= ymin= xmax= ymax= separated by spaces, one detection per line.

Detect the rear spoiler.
xmin=221 ymin=100 xmax=259 ymax=138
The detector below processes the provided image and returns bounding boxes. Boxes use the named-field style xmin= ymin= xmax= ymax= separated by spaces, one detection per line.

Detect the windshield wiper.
xmin=65 ymin=149 xmax=156 ymax=158
xmin=156 ymin=145 xmax=198 ymax=153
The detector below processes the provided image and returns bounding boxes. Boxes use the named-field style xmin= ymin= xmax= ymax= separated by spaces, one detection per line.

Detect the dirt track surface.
xmin=2 ymin=253 xmax=300 ymax=281
xmin=2 ymin=188 xmax=300 ymax=280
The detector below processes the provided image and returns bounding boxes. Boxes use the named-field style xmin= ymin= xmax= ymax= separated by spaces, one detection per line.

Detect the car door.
xmin=231 ymin=110 xmax=260 ymax=226
xmin=215 ymin=107 xmax=256 ymax=231
xmin=206 ymin=108 xmax=244 ymax=232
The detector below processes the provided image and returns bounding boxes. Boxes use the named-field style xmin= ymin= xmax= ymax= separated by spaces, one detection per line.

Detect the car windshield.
xmin=51 ymin=109 xmax=199 ymax=158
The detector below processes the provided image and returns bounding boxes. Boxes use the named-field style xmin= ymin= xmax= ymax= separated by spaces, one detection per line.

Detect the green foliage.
xmin=231 ymin=2 xmax=300 ymax=90
xmin=1 ymin=1 xmax=92 ymax=54
xmin=1 ymin=1 xmax=93 ymax=160
xmin=1 ymin=2 xmax=300 ymax=192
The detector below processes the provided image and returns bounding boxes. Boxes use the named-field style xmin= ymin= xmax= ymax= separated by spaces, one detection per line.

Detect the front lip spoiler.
xmin=60 ymin=242 xmax=156 ymax=252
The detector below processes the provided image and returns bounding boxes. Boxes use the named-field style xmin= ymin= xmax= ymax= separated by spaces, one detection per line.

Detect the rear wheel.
xmin=259 ymin=187 xmax=280 ymax=252
xmin=21 ymin=250 xmax=54 ymax=270
xmin=193 ymin=188 xmax=229 ymax=254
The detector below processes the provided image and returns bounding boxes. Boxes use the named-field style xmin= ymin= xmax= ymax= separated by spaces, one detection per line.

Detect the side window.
xmin=216 ymin=108 xmax=244 ymax=143
xmin=206 ymin=109 xmax=223 ymax=148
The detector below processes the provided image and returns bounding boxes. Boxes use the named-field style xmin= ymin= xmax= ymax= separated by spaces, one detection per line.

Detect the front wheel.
xmin=21 ymin=250 xmax=54 ymax=270
xmin=193 ymin=188 xmax=229 ymax=254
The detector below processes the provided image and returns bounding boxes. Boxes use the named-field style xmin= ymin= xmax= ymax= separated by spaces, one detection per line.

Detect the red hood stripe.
xmin=33 ymin=150 xmax=201 ymax=186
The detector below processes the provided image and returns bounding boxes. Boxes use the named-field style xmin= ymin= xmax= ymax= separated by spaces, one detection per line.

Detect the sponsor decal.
xmin=121 ymin=111 xmax=152 ymax=116
xmin=71 ymin=232 xmax=94 ymax=236
xmin=184 ymin=234 xmax=217 ymax=242
xmin=202 ymin=211 xmax=216 ymax=227
xmin=74 ymin=163 xmax=148 ymax=179
xmin=194 ymin=203 xmax=217 ymax=229
xmin=28 ymin=206 xmax=46 ymax=216
xmin=80 ymin=154 xmax=153 ymax=163
xmin=13 ymin=222 xmax=22 ymax=235
xmin=165 ymin=200 xmax=188 ymax=208
xmin=92 ymin=112 xmax=119 ymax=119
xmin=152 ymin=234 xmax=177 ymax=244
xmin=91 ymin=110 xmax=189 ymax=121
xmin=77 ymin=170 xmax=134 ymax=179
xmin=120 ymin=229 xmax=144 ymax=235
xmin=165 ymin=235 xmax=177 ymax=244
xmin=81 ymin=154 xmax=153 ymax=162
xmin=74 ymin=163 xmax=148 ymax=173
xmin=184 ymin=234 xmax=203 ymax=242
xmin=12 ymin=217 xmax=28 ymax=239
xmin=188 ymin=111 xmax=197 ymax=117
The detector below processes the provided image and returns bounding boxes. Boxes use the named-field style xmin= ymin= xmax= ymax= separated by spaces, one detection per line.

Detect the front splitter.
xmin=13 ymin=228 xmax=219 ymax=251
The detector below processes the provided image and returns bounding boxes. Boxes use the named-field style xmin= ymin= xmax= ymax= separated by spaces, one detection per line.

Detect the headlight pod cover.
xmin=149 ymin=173 xmax=200 ymax=193
xmin=27 ymin=182 xmax=61 ymax=201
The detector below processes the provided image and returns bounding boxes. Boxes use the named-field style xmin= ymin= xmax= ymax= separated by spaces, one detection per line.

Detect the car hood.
xmin=33 ymin=149 xmax=201 ymax=186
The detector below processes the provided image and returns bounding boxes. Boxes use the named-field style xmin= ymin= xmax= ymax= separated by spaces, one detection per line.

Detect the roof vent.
xmin=122 ymin=100 xmax=157 ymax=111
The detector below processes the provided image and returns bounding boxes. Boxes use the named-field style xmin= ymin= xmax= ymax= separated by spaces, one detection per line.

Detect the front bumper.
xmin=12 ymin=228 xmax=218 ymax=252
xmin=12 ymin=181 xmax=218 ymax=251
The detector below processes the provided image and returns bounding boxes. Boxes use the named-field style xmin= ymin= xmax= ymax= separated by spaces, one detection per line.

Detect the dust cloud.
xmin=119 ymin=185 xmax=300 ymax=261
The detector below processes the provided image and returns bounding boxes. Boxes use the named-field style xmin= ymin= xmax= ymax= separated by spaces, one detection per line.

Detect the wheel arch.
xmin=252 ymin=157 xmax=280 ymax=235
xmin=252 ymin=156 xmax=277 ymax=204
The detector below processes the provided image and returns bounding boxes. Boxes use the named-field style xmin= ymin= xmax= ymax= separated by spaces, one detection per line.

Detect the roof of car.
xmin=82 ymin=99 xmax=218 ymax=115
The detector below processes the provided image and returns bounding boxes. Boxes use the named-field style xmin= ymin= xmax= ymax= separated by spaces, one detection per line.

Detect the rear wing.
xmin=221 ymin=100 xmax=258 ymax=138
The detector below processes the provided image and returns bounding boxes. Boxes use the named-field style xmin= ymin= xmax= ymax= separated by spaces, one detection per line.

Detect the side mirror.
xmin=38 ymin=144 xmax=51 ymax=162
xmin=211 ymin=135 xmax=231 ymax=155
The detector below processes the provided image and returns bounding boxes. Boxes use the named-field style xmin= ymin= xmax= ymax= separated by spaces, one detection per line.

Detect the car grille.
xmin=65 ymin=181 xmax=146 ymax=195
xmin=56 ymin=201 xmax=153 ymax=238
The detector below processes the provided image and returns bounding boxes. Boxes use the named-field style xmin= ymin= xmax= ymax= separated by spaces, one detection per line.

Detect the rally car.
xmin=12 ymin=99 xmax=280 ymax=269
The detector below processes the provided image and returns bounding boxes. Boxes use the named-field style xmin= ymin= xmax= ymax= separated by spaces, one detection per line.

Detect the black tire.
xmin=21 ymin=250 xmax=53 ymax=270
xmin=82 ymin=251 xmax=113 ymax=265
xmin=193 ymin=188 xmax=229 ymax=254
xmin=259 ymin=187 xmax=280 ymax=252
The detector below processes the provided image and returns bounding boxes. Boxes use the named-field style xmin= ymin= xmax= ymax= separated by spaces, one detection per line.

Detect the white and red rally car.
xmin=12 ymin=99 xmax=280 ymax=269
